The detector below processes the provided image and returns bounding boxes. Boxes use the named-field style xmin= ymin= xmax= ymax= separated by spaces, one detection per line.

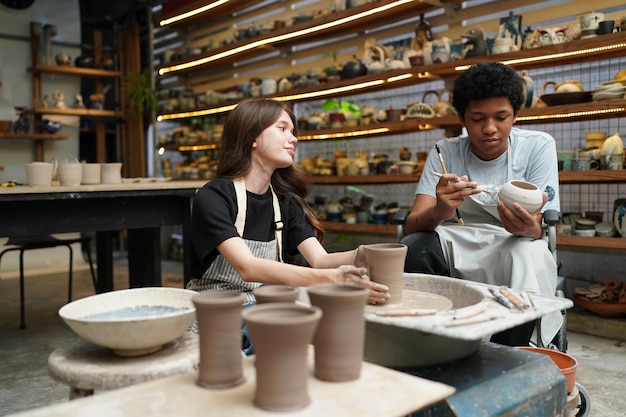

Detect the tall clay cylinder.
xmin=362 ymin=243 xmax=408 ymax=305
xmin=242 ymin=303 xmax=322 ymax=411
xmin=192 ymin=291 xmax=245 ymax=389
xmin=307 ymin=283 xmax=369 ymax=382
xmin=252 ymin=284 xmax=299 ymax=304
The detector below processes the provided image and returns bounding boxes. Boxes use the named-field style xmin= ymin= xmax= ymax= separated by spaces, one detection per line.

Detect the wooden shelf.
xmin=559 ymin=170 xmax=626 ymax=184
xmin=156 ymin=0 xmax=260 ymax=28
xmin=556 ymin=234 xmax=626 ymax=250
xmin=321 ymin=221 xmax=626 ymax=251
xmin=157 ymin=32 xmax=626 ymax=123
xmin=156 ymin=0 xmax=449 ymax=75
xmin=158 ymin=141 xmax=221 ymax=152
xmin=28 ymin=65 xmax=122 ymax=78
xmin=310 ymin=173 xmax=419 ymax=184
xmin=33 ymin=108 xmax=121 ymax=118
xmin=0 ymin=133 xmax=68 ymax=140
xmin=322 ymin=220 xmax=396 ymax=236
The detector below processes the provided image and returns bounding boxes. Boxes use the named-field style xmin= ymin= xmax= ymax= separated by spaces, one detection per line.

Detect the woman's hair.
xmin=217 ymin=98 xmax=324 ymax=242
xmin=452 ymin=62 xmax=525 ymax=119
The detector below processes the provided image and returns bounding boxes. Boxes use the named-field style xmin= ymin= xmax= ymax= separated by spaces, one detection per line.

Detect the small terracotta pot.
xmin=253 ymin=284 xmax=299 ymax=304
xmin=242 ymin=303 xmax=321 ymax=411
xmin=308 ymin=283 xmax=368 ymax=382
xmin=193 ymin=291 xmax=245 ymax=389
xmin=362 ymin=243 xmax=408 ymax=305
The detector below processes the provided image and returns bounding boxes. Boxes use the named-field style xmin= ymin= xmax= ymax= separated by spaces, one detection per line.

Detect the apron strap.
xmin=233 ymin=177 xmax=247 ymax=236
xmin=233 ymin=177 xmax=283 ymax=262
xmin=270 ymin=184 xmax=283 ymax=263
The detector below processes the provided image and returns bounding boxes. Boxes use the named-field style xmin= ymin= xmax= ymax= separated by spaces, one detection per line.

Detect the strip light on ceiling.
xmin=159 ymin=0 xmax=231 ymax=27
xmin=158 ymin=0 xmax=415 ymax=76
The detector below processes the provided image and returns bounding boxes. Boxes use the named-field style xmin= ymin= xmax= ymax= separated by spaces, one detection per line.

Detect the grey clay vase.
xmin=192 ymin=291 xmax=245 ymax=389
xmin=362 ymin=243 xmax=408 ymax=305
xmin=242 ymin=302 xmax=321 ymax=411
xmin=252 ymin=284 xmax=299 ymax=304
xmin=308 ymin=283 xmax=369 ymax=382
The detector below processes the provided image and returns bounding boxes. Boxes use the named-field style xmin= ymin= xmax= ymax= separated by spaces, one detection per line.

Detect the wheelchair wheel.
xmin=574 ymin=382 xmax=591 ymax=417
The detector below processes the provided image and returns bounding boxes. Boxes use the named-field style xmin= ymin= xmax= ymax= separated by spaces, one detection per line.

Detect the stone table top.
xmin=17 ymin=351 xmax=455 ymax=417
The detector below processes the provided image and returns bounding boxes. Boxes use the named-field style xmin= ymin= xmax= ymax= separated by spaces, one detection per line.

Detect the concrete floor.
xmin=0 ymin=259 xmax=624 ymax=416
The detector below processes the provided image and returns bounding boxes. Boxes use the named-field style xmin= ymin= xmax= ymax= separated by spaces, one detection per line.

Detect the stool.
xmin=0 ymin=235 xmax=97 ymax=329
xmin=48 ymin=332 xmax=199 ymax=400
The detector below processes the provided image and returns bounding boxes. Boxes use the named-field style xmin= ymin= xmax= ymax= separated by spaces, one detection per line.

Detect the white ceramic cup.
xmin=57 ymin=163 xmax=83 ymax=186
xmin=81 ymin=163 xmax=101 ymax=185
xmin=25 ymin=162 xmax=54 ymax=187
xmin=101 ymin=163 xmax=122 ymax=184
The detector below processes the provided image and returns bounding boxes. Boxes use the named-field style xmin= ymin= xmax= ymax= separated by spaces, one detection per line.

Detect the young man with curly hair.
xmin=402 ymin=62 xmax=561 ymax=347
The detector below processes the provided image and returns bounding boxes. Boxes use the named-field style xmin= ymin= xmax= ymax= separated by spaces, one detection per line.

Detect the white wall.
xmin=0 ymin=1 xmax=85 ymax=275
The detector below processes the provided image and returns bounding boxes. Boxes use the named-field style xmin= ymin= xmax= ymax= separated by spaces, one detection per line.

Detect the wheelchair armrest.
xmin=393 ymin=209 xmax=411 ymax=241
xmin=543 ymin=209 xmax=560 ymax=226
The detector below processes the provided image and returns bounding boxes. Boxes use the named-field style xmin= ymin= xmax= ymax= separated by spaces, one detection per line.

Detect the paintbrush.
xmin=434 ymin=145 xmax=464 ymax=226
xmin=431 ymin=170 xmax=493 ymax=195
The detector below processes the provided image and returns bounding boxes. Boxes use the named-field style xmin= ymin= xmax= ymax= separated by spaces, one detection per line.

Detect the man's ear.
xmin=457 ymin=114 xmax=465 ymax=126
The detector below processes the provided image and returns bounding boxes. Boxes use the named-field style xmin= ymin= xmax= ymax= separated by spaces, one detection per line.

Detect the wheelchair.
xmin=393 ymin=208 xmax=591 ymax=416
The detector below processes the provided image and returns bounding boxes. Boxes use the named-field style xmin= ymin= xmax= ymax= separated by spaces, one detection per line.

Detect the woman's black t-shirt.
xmin=189 ymin=177 xmax=314 ymax=277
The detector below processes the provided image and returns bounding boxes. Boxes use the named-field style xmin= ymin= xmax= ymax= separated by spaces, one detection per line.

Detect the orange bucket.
xmin=517 ymin=347 xmax=578 ymax=393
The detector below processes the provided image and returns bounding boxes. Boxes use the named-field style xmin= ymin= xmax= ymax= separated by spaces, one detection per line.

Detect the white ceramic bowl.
xmin=59 ymin=287 xmax=197 ymax=356
xmin=498 ymin=180 xmax=543 ymax=215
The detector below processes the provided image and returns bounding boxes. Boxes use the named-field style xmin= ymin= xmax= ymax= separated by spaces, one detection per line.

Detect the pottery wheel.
xmin=365 ymin=289 xmax=453 ymax=313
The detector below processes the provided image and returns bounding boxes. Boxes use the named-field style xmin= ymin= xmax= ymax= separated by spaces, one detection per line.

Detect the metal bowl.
xmin=59 ymin=287 xmax=197 ymax=357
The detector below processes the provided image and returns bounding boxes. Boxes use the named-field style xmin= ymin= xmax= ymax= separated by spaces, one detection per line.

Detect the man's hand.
xmin=498 ymin=192 xmax=547 ymax=239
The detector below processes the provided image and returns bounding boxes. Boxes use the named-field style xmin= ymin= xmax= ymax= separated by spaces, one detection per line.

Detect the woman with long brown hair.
xmin=187 ymin=98 xmax=389 ymax=351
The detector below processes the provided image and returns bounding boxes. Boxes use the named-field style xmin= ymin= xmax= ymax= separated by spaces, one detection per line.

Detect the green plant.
xmin=321 ymin=99 xmax=360 ymax=118
xmin=124 ymin=68 xmax=158 ymax=114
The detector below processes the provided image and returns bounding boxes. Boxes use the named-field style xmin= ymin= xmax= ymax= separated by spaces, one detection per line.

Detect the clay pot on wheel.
xmin=361 ymin=243 xmax=407 ymax=305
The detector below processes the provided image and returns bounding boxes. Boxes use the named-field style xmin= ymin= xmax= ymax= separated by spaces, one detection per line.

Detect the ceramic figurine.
xmin=461 ymin=28 xmax=488 ymax=58
xmin=53 ymin=90 xmax=66 ymax=109
xmin=74 ymin=94 xmax=85 ymax=109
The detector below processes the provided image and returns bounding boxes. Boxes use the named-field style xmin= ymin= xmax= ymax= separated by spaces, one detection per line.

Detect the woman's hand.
xmin=335 ymin=265 xmax=390 ymax=304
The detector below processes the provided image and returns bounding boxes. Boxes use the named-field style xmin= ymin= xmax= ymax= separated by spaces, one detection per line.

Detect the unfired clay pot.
xmin=307 ymin=283 xmax=368 ymax=382
xmin=192 ymin=291 xmax=245 ymax=389
xmin=252 ymin=284 xmax=299 ymax=304
xmin=362 ymin=243 xmax=408 ymax=305
xmin=498 ymin=180 xmax=543 ymax=215
xmin=242 ymin=303 xmax=321 ymax=411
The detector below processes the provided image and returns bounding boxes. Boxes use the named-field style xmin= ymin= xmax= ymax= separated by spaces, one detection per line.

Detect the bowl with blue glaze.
xmin=59 ymin=287 xmax=197 ymax=356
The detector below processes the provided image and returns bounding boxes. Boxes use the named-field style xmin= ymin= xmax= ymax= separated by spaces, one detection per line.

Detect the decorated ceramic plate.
xmin=614 ymin=199 xmax=626 ymax=236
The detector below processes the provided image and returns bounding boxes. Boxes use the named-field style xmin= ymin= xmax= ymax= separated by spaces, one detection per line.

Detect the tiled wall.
xmin=295 ymin=55 xmax=626 ymax=223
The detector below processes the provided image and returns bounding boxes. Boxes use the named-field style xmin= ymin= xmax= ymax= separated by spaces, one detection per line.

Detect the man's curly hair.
xmin=452 ymin=62 xmax=525 ymax=120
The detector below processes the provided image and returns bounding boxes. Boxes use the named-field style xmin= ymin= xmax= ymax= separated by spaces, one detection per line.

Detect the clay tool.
xmin=499 ymin=286 xmax=528 ymax=310
xmin=434 ymin=145 xmax=464 ymax=225
xmin=444 ymin=313 xmax=501 ymax=327
xmin=452 ymin=302 xmax=488 ymax=320
xmin=488 ymin=287 xmax=514 ymax=309
xmin=521 ymin=291 xmax=535 ymax=308
xmin=375 ymin=308 xmax=438 ymax=317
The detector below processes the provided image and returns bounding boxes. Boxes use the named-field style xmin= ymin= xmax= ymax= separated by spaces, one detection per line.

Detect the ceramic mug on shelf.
xmin=571 ymin=158 xmax=599 ymax=171
xmin=101 ymin=163 xmax=123 ymax=184
xmin=25 ymin=162 xmax=54 ymax=187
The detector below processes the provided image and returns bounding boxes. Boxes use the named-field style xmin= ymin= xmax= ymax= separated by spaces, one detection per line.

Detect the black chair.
xmin=0 ymin=235 xmax=97 ymax=329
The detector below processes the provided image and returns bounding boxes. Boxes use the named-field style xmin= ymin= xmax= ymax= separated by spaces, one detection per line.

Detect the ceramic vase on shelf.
xmin=193 ymin=291 xmax=245 ymax=389
xmin=361 ymin=243 xmax=408 ymax=305
xmin=242 ymin=303 xmax=321 ymax=411
xmin=307 ymin=283 xmax=369 ymax=382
